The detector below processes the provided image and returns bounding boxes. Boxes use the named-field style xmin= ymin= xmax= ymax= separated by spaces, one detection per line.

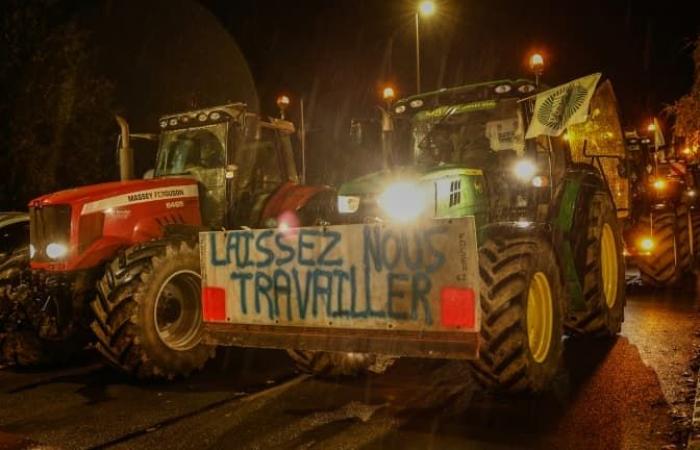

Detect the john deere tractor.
xmin=198 ymin=76 xmax=628 ymax=393
xmin=624 ymin=131 xmax=699 ymax=286
xmin=0 ymin=102 xmax=333 ymax=378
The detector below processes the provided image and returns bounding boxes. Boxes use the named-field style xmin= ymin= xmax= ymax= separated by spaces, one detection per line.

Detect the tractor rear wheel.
xmin=469 ymin=236 xmax=564 ymax=393
xmin=90 ymin=240 xmax=214 ymax=379
xmin=636 ymin=210 xmax=690 ymax=287
xmin=566 ymin=192 xmax=625 ymax=337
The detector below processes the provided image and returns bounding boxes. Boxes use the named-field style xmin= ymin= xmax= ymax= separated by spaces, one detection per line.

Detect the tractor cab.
xmin=152 ymin=104 xmax=299 ymax=229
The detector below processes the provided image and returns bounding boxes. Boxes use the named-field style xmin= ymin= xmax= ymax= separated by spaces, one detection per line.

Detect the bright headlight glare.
xmin=29 ymin=244 xmax=36 ymax=259
xmin=337 ymin=195 xmax=361 ymax=214
xmin=46 ymin=243 xmax=68 ymax=260
xmin=639 ymin=237 xmax=654 ymax=252
xmin=377 ymin=182 xmax=428 ymax=222
xmin=653 ymin=179 xmax=667 ymax=191
xmin=513 ymin=159 xmax=537 ymax=181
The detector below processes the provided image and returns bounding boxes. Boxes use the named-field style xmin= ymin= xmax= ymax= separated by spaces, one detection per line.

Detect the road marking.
xmin=87 ymin=374 xmax=308 ymax=450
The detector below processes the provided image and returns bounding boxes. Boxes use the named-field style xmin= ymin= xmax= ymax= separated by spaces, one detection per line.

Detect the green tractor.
xmin=292 ymin=76 xmax=628 ymax=391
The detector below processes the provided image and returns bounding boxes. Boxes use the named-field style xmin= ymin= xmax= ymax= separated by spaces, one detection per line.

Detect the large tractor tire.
xmin=90 ymin=240 xmax=214 ymax=379
xmin=690 ymin=210 xmax=700 ymax=258
xmin=469 ymin=236 xmax=564 ymax=393
xmin=566 ymin=192 xmax=625 ymax=337
xmin=0 ymin=249 xmax=82 ymax=366
xmin=636 ymin=209 xmax=691 ymax=287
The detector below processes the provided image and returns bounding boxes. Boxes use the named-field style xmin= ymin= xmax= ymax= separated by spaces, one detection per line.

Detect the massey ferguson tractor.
xmin=198 ymin=75 xmax=628 ymax=393
xmin=624 ymin=131 xmax=700 ymax=286
xmin=0 ymin=102 xmax=334 ymax=378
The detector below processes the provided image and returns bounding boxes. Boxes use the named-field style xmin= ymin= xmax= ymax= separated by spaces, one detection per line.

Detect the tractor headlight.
xmin=46 ymin=242 xmax=68 ymax=260
xmin=652 ymin=179 xmax=667 ymax=191
xmin=377 ymin=181 xmax=428 ymax=222
xmin=337 ymin=195 xmax=361 ymax=214
xmin=513 ymin=159 xmax=537 ymax=182
xmin=29 ymin=244 xmax=36 ymax=259
xmin=638 ymin=237 xmax=654 ymax=252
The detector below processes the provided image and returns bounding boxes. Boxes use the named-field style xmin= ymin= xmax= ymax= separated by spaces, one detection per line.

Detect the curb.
xmin=688 ymin=370 xmax=700 ymax=449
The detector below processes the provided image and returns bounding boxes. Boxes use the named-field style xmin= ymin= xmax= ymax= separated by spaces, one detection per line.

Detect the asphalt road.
xmin=1 ymin=278 xmax=699 ymax=450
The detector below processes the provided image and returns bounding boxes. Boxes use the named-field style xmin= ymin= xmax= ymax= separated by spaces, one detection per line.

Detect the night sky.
xmin=202 ymin=0 xmax=699 ymax=131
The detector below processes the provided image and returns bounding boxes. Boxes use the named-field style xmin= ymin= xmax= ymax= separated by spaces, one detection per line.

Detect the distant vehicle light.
xmin=46 ymin=243 xmax=68 ymax=260
xmin=159 ymin=120 xmax=168 ymax=128
xmin=516 ymin=220 xmax=533 ymax=228
xmin=409 ymin=99 xmax=424 ymax=108
xmin=197 ymin=113 xmax=207 ymax=122
xmin=494 ymin=84 xmax=512 ymax=94
xmin=518 ymin=84 xmax=536 ymax=93
xmin=395 ymin=105 xmax=407 ymax=114
xmin=337 ymin=195 xmax=361 ymax=214
xmin=513 ymin=159 xmax=537 ymax=182
xmin=210 ymin=112 xmax=221 ymax=120
xmin=639 ymin=237 xmax=654 ymax=252
xmin=653 ymin=179 xmax=667 ymax=191
xmin=377 ymin=181 xmax=428 ymax=222
xmin=29 ymin=244 xmax=36 ymax=259
xmin=687 ymin=189 xmax=697 ymax=197
xmin=168 ymin=118 xmax=177 ymax=126
xmin=532 ymin=176 xmax=548 ymax=188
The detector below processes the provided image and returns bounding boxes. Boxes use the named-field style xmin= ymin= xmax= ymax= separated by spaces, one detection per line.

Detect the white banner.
xmin=525 ymin=73 xmax=602 ymax=139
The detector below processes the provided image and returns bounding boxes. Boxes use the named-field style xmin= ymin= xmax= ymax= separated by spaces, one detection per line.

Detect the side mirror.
xmin=349 ymin=119 xmax=363 ymax=146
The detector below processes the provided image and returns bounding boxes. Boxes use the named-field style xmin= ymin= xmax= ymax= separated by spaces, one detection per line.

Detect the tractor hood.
xmin=338 ymin=166 xmax=421 ymax=196
xmin=338 ymin=164 xmax=481 ymax=197
xmin=29 ymin=177 xmax=198 ymax=209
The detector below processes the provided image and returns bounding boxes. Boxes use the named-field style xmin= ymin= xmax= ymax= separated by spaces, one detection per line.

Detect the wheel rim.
xmin=526 ymin=272 xmax=553 ymax=364
xmin=601 ymin=223 xmax=618 ymax=309
xmin=154 ymin=270 xmax=202 ymax=351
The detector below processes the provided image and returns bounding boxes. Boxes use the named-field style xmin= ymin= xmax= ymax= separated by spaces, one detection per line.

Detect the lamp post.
xmin=529 ymin=53 xmax=544 ymax=87
xmin=415 ymin=1 xmax=435 ymax=94
xmin=380 ymin=86 xmax=396 ymax=169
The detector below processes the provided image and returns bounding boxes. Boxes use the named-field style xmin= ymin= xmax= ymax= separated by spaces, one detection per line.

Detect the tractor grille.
xmin=30 ymin=205 xmax=72 ymax=262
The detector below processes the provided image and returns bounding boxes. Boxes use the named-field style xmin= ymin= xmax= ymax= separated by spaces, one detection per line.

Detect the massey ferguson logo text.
xmin=127 ymin=189 xmax=185 ymax=203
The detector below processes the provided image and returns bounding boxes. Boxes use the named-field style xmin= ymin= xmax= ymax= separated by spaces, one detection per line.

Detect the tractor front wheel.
xmin=90 ymin=240 xmax=214 ymax=379
xmin=469 ymin=236 xmax=564 ymax=393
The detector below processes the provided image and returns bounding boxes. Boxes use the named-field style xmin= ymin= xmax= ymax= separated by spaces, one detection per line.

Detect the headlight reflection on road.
xmin=377 ymin=181 xmax=428 ymax=222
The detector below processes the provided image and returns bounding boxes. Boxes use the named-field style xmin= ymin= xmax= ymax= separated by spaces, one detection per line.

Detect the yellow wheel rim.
xmin=600 ymin=223 xmax=618 ymax=309
xmin=526 ymin=272 xmax=554 ymax=364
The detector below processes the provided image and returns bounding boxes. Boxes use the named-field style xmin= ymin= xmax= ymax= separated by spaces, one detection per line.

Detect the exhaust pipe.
xmin=115 ymin=115 xmax=134 ymax=181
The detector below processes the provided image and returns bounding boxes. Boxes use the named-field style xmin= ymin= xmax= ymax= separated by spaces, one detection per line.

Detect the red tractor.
xmin=0 ymin=102 xmax=334 ymax=378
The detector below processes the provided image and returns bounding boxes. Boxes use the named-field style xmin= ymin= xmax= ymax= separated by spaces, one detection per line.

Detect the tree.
xmin=668 ymin=35 xmax=700 ymax=148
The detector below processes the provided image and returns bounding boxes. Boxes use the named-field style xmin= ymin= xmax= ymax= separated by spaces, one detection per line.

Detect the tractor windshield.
xmin=405 ymin=99 xmax=524 ymax=167
xmin=155 ymin=123 xmax=227 ymax=177
xmin=155 ymin=122 xmax=228 ymax=227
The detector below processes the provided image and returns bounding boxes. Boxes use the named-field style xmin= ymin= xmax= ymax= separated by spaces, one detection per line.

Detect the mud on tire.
xmin=469 ymin=236 xmax=564 ymax=393
xmin=90 ymin=240 xmax=214 ymax=379
xmin=287 ymin=350 xmax=393 ymax=377
xmin=0 ymin=248 xmax=82 ymax=366
xmin=566 ymin=191 xmax=625 ymax=337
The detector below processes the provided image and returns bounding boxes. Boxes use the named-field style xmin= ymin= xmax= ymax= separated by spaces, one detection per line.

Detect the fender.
xmin=260 ymin=182 xmax=335 ymax=226
xmin=551 ymin=164 xmax=610 ymax=312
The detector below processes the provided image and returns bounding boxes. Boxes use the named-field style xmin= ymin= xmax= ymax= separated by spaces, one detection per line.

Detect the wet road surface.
xmin=1 ymin=280 xmax=699 ymax=450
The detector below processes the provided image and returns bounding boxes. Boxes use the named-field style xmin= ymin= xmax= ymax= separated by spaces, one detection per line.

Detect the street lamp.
xmin=415 ymin=1 xmax=436 ymax=94
xmin=529 ymin=53 xmax=544 ymax=87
